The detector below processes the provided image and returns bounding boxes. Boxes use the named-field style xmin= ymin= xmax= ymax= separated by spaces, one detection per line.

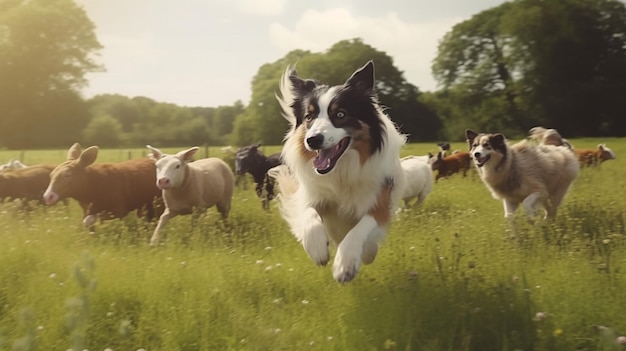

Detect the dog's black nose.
xmin=473 ymin=152 xmax=481 ymax=158
xmin=306 ymin=134 xmax=324 ymax=150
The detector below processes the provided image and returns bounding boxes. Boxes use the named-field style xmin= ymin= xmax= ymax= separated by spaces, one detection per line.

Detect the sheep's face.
xmin=154 ymin=155 xmax=187 ymax=190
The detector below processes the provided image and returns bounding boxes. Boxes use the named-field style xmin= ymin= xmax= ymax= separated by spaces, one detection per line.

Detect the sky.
xmin=76 ymin=0 xmax=510 ymax=107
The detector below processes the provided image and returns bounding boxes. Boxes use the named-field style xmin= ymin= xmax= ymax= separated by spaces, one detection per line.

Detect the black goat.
xmin=235 ymin=144 xmax=282 ymax=210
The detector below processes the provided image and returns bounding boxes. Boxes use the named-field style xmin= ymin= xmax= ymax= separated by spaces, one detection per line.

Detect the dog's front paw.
xmin=302 ymin=221 xmax=329 ymax=266
xmin=333 ymin=246 xmax=362 ymax=283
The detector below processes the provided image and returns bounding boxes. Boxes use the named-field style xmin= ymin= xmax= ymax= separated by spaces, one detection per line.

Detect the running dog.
xmin=273 ymin=61 xmax=407 ymax=283
xmin=466 ymin=128 xmax=579 ymax=222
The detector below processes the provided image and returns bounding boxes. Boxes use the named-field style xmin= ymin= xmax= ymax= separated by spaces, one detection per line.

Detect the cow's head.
xmin=598 ymin=144 xmax=617 ymax=162
xmin=148 ymin=145 xmax=198 ymax=190
xmin=43 ymin=143 xmax=98 ymax=205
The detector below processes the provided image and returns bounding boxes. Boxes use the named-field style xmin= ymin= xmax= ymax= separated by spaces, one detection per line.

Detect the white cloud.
xmin=235 ymin=0 xmax=288 ymax=16
xmin=82 ymin=33 xmax=166 ymax=100
xmin=268 ymin=8 xmax=461 ymax=91
xmin=94 ymin=33 xmax=163 ymax=75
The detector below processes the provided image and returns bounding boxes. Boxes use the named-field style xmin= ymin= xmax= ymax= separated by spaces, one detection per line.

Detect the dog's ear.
xmin=345 ymin=60 xmax=375 ymax=94
xmin=288 ymin=69 xmax=316 ymax=96
xmin=490 ymin=133 xmax=507 ymax=151
xmin=465 ymin=129 xmax=478 ymax=150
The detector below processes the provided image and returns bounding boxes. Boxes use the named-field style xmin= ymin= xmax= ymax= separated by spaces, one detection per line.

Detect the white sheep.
xmin=147 ymin=145 xmax=235 ymax=246
xmin=0 ymin=159 xmax=27 ymax=171
xmin=399 ymin=155 xmax=434 ymax=208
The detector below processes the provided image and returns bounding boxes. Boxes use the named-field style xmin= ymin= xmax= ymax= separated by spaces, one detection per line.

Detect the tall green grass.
xmin=0 ymin=140 xmax=624 ymax=351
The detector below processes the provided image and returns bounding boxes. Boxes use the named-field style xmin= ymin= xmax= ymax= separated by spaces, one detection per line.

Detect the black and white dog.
xmin=273 ymin=61 xmax=407 ymax=282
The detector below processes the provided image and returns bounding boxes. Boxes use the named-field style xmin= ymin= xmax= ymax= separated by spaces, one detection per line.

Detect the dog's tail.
xmin=267 ymin=165 xmax=297 ymax=195
xmin=266 ymin=164 xmax=303 ymax=232
xmin=528 ymin=126 xmax=574 ymax=150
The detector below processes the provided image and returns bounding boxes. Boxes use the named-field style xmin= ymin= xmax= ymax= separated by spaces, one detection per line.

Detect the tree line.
xmin=1 ymin=0 xmax=624 ymax=150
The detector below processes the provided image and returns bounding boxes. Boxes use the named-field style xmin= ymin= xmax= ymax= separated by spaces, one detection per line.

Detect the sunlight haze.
xmin=77 ymin=0 xmax=510 ymax=107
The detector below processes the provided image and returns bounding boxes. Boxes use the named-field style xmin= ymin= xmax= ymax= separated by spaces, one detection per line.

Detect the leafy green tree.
xmin=213 ymin=101 xmax=244 ymax=144
xmin=85 ymin=94 xmax=220 ymax=147
xmin=0 ymin=0 xmax=103 ymax=148
xmin=432 ymin=2 xmax=526 ymax=137
xmin=81 ymin=114 xmax=122 ymax=147
xmin=232 ymin=40 xmax=441 ymax=145
xmin=432 ymin=0 xmax=626 ymax=138
xmin=172 ymin=118 xmax=214 ymax=147
xmin=231 ymin=49 xmax=311 ymax=146
xmin=302 ymin=39 xmax=441 ymax=141
xmin=87 ymin=94 xmax=142 ymax=133
xmin=504 ymin=0 xmax=626 ymax=136
xmin=230 ymin=113 xmax=262 ymax=146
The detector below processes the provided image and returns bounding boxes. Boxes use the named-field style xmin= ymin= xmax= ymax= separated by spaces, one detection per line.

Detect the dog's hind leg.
xmin=544 ymin=202 xmax=557 ymax=220
xmin=547 ymin=182 xmax=575 ymax=219
xmin=522 ymin=192 xmax=546 ymax=224
xmin=545 ymin=188 xmax=568 ymax=220
xmin=361 ymin=239 xmax=379 ymax=265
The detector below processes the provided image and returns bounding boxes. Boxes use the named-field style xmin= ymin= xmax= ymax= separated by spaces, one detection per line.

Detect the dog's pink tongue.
xmin=313 ymin=149 xmax=333 ymax=170
xmin=313 ymin=142 xmax=344 ymax=170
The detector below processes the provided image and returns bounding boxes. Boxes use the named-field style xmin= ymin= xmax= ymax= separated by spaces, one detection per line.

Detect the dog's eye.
xmin=336 ymin=111 xmax=346 ymax=118
xmin=304 ymin=113 xmax=313 ymax=121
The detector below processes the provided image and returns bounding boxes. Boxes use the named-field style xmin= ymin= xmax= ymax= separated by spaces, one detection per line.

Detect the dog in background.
xmin=273 ymin=61 xmax=407 ymax=283
xmin=528 ymin=126 xmax=574 ymax=149
xmin=529 ymin=126 xmax=616 ymax=167
xmin=466 ymin=128 xmax=579 ymax=223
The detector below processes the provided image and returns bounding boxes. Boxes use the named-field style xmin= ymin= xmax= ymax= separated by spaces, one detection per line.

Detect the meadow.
xmin=0 ymin=139 xmax=624 ymax=351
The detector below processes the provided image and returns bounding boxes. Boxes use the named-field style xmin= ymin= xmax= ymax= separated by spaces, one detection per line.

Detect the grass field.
xmin=0 ymin=139 xmax=624 ymax=351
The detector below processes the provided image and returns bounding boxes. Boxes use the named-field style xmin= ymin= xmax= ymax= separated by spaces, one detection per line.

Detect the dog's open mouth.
xmin=313 ymin=137 xmax=351 ymax=174
xmin=475 ymin=155 xmax=491 ymax=167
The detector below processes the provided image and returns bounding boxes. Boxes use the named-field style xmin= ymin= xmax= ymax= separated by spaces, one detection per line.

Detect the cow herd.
xmin=0 ymin=143 xmax=283 ymax=243
xmin=0 ymin=138 xmax=617 ymax=244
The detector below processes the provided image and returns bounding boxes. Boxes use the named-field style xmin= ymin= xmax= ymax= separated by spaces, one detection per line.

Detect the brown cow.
xmin=429 ymin=151 xmax=472 ymax=182
xmin=575 ymin=144 xmax=616 ymax=167
xmin=0 ymin=164 xmax=56 ymax=206
xmin=43 ymin=143 xmax=162 ymax=229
